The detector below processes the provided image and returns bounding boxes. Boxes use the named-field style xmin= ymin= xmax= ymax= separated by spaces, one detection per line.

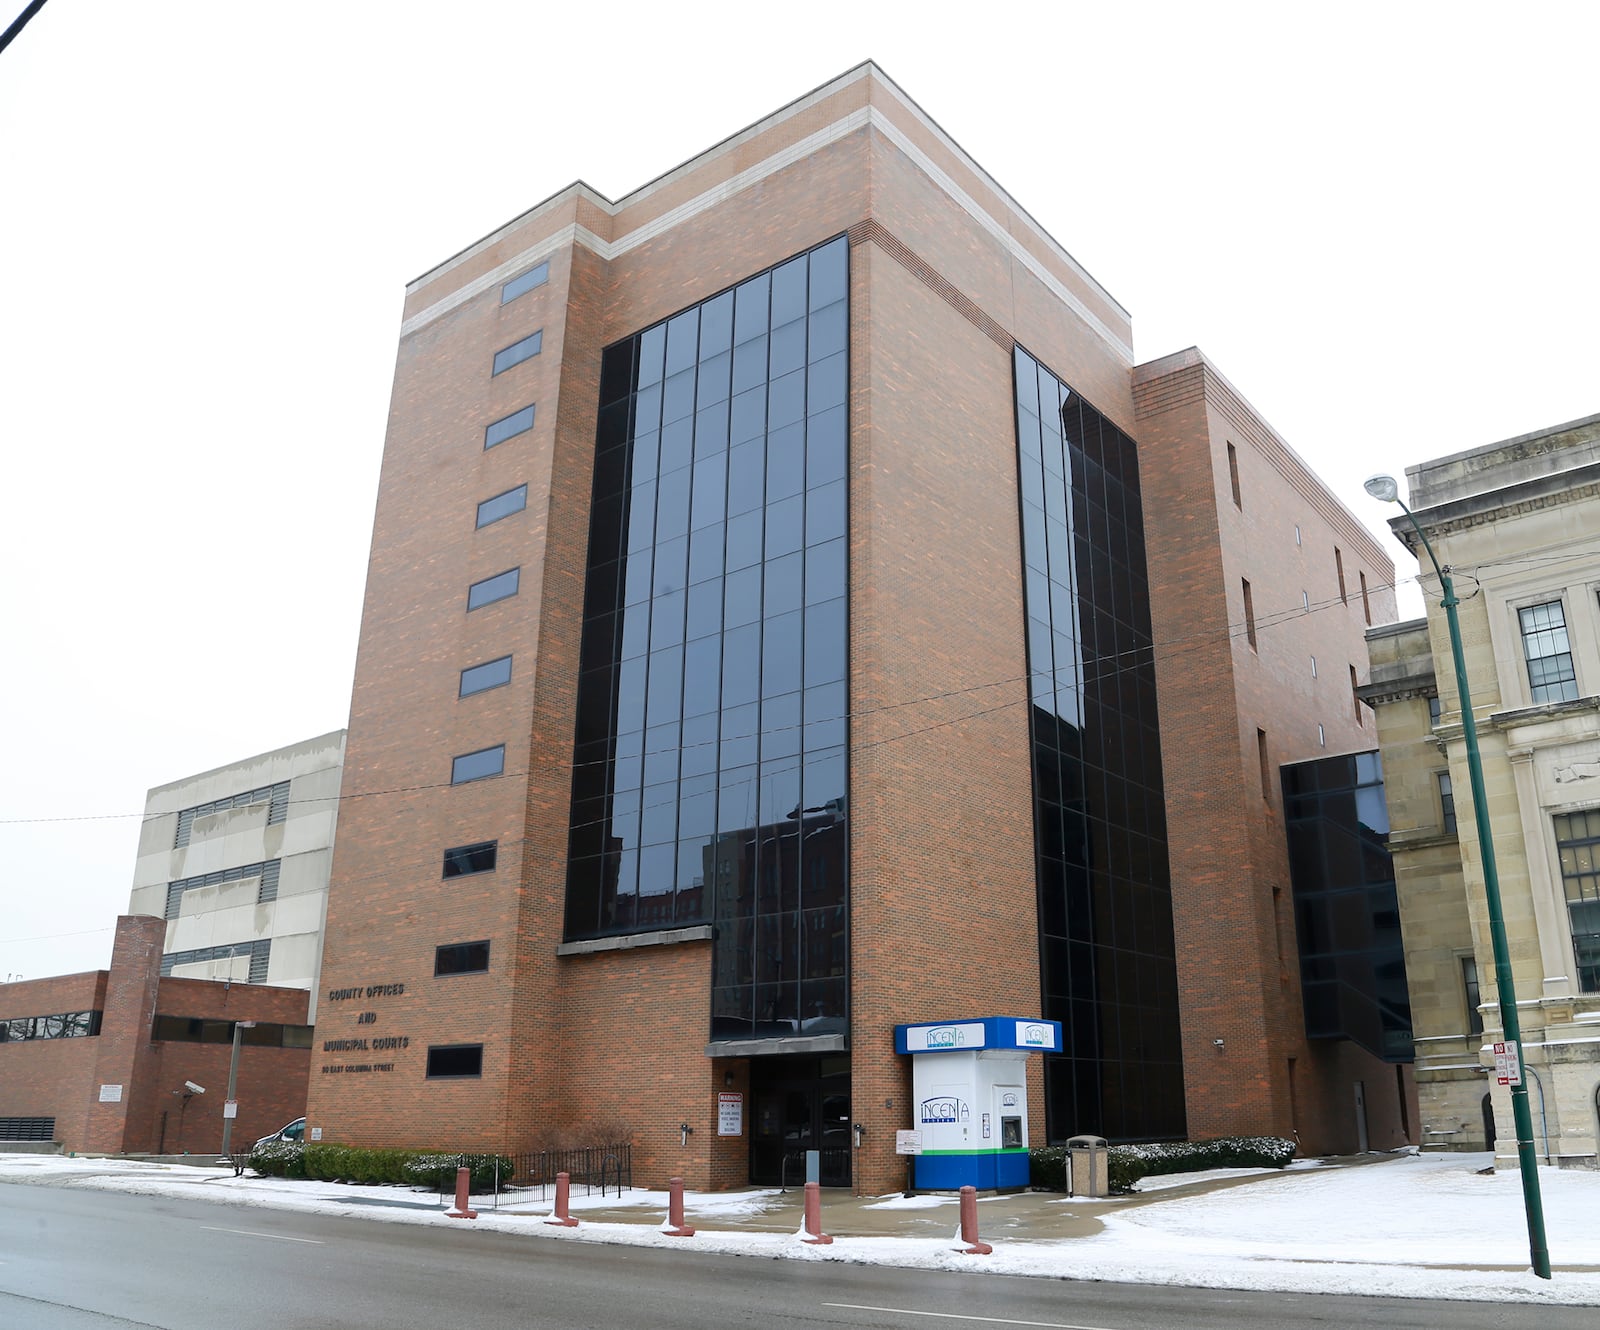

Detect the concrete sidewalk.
xmin=492 ymin=1160 xmax=1377 ymax=1242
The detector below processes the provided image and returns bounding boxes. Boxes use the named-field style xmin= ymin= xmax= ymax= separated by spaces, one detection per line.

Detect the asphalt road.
xmin=0 ymin=1181 xmax=1580 ymax=1330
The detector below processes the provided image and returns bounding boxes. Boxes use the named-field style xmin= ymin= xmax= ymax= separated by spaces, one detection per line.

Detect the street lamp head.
xmin=1363 ymin=473 xmax=1401 ymax=504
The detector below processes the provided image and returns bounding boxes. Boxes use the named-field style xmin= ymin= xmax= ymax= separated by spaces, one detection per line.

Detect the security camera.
xmin=184 ymin=1081 xmax=205 ymax=1095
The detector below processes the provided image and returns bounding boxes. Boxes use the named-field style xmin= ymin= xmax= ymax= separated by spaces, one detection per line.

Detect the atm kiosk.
xmin=893 ymin=1016 xmax=1062 ymax=1190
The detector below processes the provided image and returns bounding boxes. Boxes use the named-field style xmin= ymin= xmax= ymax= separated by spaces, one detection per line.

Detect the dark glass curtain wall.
xmin=1013 ymin=346 xmax=1186 ymax=1142
xmin=1282 ymin=750 xmax=1414 ymax=1061
xmin=567 ymin=237 xmax=851 ymax=1044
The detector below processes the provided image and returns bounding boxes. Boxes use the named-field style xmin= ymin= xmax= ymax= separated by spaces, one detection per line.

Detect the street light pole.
xmin=1364 ymin=474 xmax=1551 ymax=1280
xmin=218 ymin=1019 xmax=256 ymax=1161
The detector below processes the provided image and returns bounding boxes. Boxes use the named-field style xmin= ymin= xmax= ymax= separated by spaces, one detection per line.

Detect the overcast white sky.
xmin=2 ymin=2 xmax=1596 ymax=982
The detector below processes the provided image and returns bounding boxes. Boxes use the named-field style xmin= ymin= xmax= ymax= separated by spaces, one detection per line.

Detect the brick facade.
xmin=1134 ymin=350 xmax=1410 ymax=1153
xmin=1 ymin=916 xmax=310 ymax=1155
xmin=308 ymin=63 xmax=1410 ymax=1187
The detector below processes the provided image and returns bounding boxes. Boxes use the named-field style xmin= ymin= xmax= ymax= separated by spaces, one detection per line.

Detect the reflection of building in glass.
xmin=307 ymin=62 xmax=1404 ymax=1190
xmin=1363 ymin=411 xmax=1600 ymax=1165
xmin=1282 ymin=751 xmax=1413 ymax=1063
xmin=1015 ymin=348 xmax=1184 ymax=1140
xmin=567 ymin=240 xmax=851 ymax=1045
xmin=703 ymin=802 xmax=849 ymax=1041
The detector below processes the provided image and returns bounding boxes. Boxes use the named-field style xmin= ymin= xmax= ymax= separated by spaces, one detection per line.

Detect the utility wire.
xmin=0 ymin=0 xmax=49 ymax=58
xmin=0 ymin=562 xmax=1435 ymax=828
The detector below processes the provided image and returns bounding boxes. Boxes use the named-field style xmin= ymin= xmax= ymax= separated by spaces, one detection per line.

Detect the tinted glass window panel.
xmin=678 ymin=776 xmax=718 ymax=839
xmin=727 ymin=440 xmax=765 ymax=516
xmin=808 ymin=236 xmax=848 ymax=308
xmin=485 ymin=403 xmax=536 ymax=449
xmin=807 ymin=352 xmax=847 ymax=413
xmin=802 ymin=746 xmax=847 ymax=809
xmin=808 ymin=299 xmax=847 ymax=362
xmin=762 ymin=611 xmax=803 ymax=696
xmin=805 ymin=481 xmax=846 ymax=544
xmin=467 ymin=567 xmax=519 ymax=610
xmin=766 ymin=423 xmax=805 ymax=501
xmin=426 ymin=1044 xmax=484 ymax=1077
xmin=720 ymin=704 xmax=759 ymax=770
xmin=650 ymin=589 xmax=686 ymax=650
xmin=492 ymin=330 xmax=542 ymax=375
xmin=761 ymin=691 xmax=801 ymax=760
xmin=435 ymin=941 xmax=491 ymax=975
xmin=771 ymin=255 xmax=808 ymax=326
xmin=626 ymin=483 xmax=657 ymax=554
xmin=768 ymin=368 xmax=806 ymax=430
xmin=662 ymin=370 xmax=696 ymax=426
xmin=695 ymin=400 xmax=730 ymax=457
xmin=769 ymin=319 xmax=806 ymax=378
xmin=637 ymin=324 xmax=666 ymax=386
xmin=699 ymin=290 xmax=734 ymax=357
xmin=665 ymin=309 xmax=700 ymax=376
xmin=730 ymin=382 xmax=767 ymax=441
xmin=697 ymin=355 xmax=732 ymax=409
xmin=764 ymin=493 xmax=804 ymax=560
xmin=724 ymin=565 xmax=761 ymax=629
xmin=683 ymin=636 xmax=722 ymax=717
xmin=691 ymin=451 xmax=732 ymax=531
xmin=804 ymin=680 xmax=847 ymax=750
xmin=476 ymin=484 xmax=528 ymax=529
xmin=656 ymin=467 xmax=692 ymax=542
xmin=645 ymin=647 xmax=684 ymax=723
xmin=599 ymin=342 xmax=634 ymax=406
xmin=803 ymin=598 xmax=847 ymax=685
xmin=501 ymin=261 xmax=549 ymax=304
xmin=805 ymin=406 xmax=847 ymax=490
xmin=686 ymin=577 xmax=723 ymax=641
xmin=635 ymin=383 xmax=664 ymax=435
xmin=763 ymin=551 xmax=803 ymax=617
xmin=805 ymin=538 xmax=846 ymax=605
xmin=721 ymin=622 xmax=760 ymax=707
xmin=734 ymin=272 xmax=770 ymax=343
xmin=460 ymin=655 xmax=513 ymax=697
xmin=660 ymin=418 xmax=694 ymax=476
xmin=442 ymin=841 xmax=497 ymax=878
xmin=619 ymin=600 xmax=651 ymax=660
xmin=451 ymin=745 xmax=505 ymax=784
xmin=680 ymin=712 xmax=720 ymax=778
xmin=688 ymin=524 xmax=724 ymax=587
xmin=726 ymin=510 xmax=764 ymax=573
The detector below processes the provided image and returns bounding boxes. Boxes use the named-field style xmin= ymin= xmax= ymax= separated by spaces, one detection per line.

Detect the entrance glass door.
xmin=748 ymin=1054 xmax=851 ymax=1186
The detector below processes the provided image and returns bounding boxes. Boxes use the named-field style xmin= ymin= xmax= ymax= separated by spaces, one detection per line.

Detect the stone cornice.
xmin=1390 ymin=466 xmax=1600 ymax=555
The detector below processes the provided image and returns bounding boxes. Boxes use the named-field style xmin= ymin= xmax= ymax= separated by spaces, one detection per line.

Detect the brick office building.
xmin=307 ymin=62 xmax=1405 ymax=1189
xmin=1 ymin=916 xmax=311 ymax=1156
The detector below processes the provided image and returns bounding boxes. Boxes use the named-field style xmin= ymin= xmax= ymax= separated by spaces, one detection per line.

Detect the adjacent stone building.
xmin=1363 ymin=412 xmax=1600 ymax=1166
xmin=0 ymin=916 xmax=311 ymax=1156
xmin=128 ymin=731 xmax=346 ymax=1020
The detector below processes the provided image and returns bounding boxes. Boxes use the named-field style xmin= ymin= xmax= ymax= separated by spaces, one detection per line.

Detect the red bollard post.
xmin=447 ymin=1165 xmax=478 ymax=1220
xmin=663 ymin=1176 xmax=696 ymax=1237
xmin=801 ymin=1180 xmax=833 ymax=1245
xmin=957 ymin=1184 xmax=991 ymax=1255
xmin=544 ymin=1170 xmax=579 ymax=1227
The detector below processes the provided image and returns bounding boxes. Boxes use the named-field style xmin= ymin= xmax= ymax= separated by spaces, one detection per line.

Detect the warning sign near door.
xmin=718 ymin=1091 xmax=744 ymax=1136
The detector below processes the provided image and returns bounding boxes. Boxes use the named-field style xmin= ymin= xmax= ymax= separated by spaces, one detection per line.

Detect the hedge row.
xmin=1030 ymin=1135 xmax=1296 ymax=1194
xmin=248 ymin=1141 xmax=513 ymax=1191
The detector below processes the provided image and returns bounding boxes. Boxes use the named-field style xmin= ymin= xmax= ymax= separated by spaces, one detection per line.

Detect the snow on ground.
xmin=3 ymin=1151 xmax=1599 ymax=1306
xmin=863 ymin=1193 xmax=952 ymax=1210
